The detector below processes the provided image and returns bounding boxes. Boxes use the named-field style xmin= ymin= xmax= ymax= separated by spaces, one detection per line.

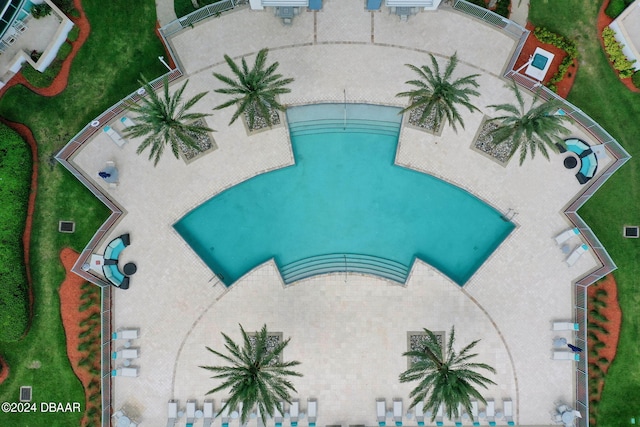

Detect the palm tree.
xmin=487 ymin=81 xmax=570 ymax=165
xmin=397 ymin=53 xmax=480 ymax=133
xmin=200 ymin=324 xmax=302 ymax=425
xmin=213 ymin=48 xmax=294 ymax=129
xmin=123 ymin=76 xmax=212 ymax=166
xmin=399 ymin=326 xmax=496 ymax=422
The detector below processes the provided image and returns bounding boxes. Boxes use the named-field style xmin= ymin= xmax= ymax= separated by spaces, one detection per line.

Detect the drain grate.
xmin=58 ymin=221 xmax=75 ymax=233
xmin=20 ymin=386 xmax=32 ymax=402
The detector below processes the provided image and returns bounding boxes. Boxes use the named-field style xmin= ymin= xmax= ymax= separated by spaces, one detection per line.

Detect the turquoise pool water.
xmin=174 ymin=104 xmax=514 ymax=286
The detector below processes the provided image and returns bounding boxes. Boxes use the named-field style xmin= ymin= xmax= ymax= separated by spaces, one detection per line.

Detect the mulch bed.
xmin=587 ymin=274 xmax=622 ymax=408
xmin=597 ymin=0 xmax=640 ymax=93
xmin=59 ymin=248 xmax=100 ymax=427
xmin=512 ymin=22 xmax=577 ymax=99
xmin=0 ymin=355 xmax=8 ymax=384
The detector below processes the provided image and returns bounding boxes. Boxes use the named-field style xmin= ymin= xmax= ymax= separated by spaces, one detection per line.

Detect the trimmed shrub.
xmin=533 ymin=27 xmax=578 ymax=93
xmin=494 ymin=0 xmax=510 ymax=18
xmin=589 ymin=309 xmax=609 ymax=323
xmin=632 ymin=71 xmax=640 ymax=88
xmin=31 ymin=3 xmax=52 ymax=18
xmin=602 ymin=27 xmax=636 ymax=79
xmin=605 ymin=0 xmax=627 ymax=18
xmin=0 ymin=124 xmax=31 ymax=342
xmin=595 ymin=288 xmax=608 ymax=298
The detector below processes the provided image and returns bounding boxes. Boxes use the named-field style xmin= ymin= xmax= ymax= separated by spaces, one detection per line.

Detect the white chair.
xmin=113 ymin=328 xmax=139 ymax=339
xmin=307 ymin=399 xmax=317 ymax=427
xmin=274 ymin=401 xmax=284 ymax=427
xmin=415 ymin=402 xmax=424 ymax=426
xmin=553 ymin=322 xmax=579 ymax=331
xmin=203 ymin=400 xmax=214 ymax=427
xmin=104 ymin=125 xmax=126 ymax=147
xmin=290 ymin=400 xmax=299 ymax=427
xmin=554 ymin=227 xmax=580 ymax=245
xmin=393 ymin=399 xmax=403 ymax=426
xmin=486 ymin=400 xmax=496 ymax=426
xmin=553 ymin=351 xmax=580 ymax=361
xmin=111 ymin=367 xmax=138 ymax=377
xmin=503 ymin=399 xmax=514 ymax=426
xmin=187 ymin=400 xmax=196 ymax=424
xmin=167 ymin=400 xmax=178 ymax=427
xmin=435 ymin=404 xmax=444 ymax=426
xmin=376 ymin=399 xmax=386 ymax=426
xmin=221 ymin=400 xmax=230 ymax=427
xmin=120 ymin=116 xmax=136 ymax=128
xmin=566 ymin=244 xmax=589 ymax=266
xmin=471 ymin=400 xmax=480 ymax=426
xmin=113 ymin=348 xmax=139 ymax=359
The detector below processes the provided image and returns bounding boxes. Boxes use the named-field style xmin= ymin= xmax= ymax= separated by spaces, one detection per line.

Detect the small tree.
xmin=487 ymin=81 xmax=570 ymax=165
xmin=213 ymin=48 xmax=294 ymax=129
xmin=397 ymin=53 xmax=481 ymax=133
xmin=201 ymin=324 xmax=302 ymax=425
xmin=400 ymin=326 xmax=496 ymax=421
xmin=124 ymin=76 xmax=213 ymax=166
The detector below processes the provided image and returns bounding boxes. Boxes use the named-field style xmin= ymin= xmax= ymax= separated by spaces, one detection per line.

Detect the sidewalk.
xmin=155 ymin=0 xmax=177 ymax=26
xmin=509 ymin=0 xmax=529 ymax=27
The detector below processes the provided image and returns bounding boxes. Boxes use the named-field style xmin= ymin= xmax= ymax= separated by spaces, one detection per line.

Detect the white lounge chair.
xmin=455 ymin=404 xmax=463 ymax=426
xmin=112 ymin=328 xmax=139 ymax=339
xmin=111 ymin=367 xmax=138 ymax=377
xmin=167 ymin=400 xmax=178 ymax=427
xmin=415 ymin=402 xmax=425 ymax=426
xmin=187 ymin=400 xmax=196 ymax=425
xmin=553 ymin=351 xmax=580 ymax=361
xmin=104 ymin=125 xmax=126 ymax=147
xmin=121 ymin=116 xmax=136 ymax=128
xmin=221 ymin=400 xmax=230 ymax=427
xmin=503 ymin=399 xmax=514 ymax=426
xmin=553 ymin=322 xmax=579 ymax=331
xmin=435 ymin=403 xmax=444 ymax=426
xmin=112 ymin=348 xmax=139 ymax=359
xmin=307 ymin=399 xmax=317 ymax=427
xmin=274 ymin=401 xmax=284 ymax=427
xmin=486 ymin=399 xmax=496 ymax=426
xmin=377 ymin=399 xmax=387 ymax=426
xmin=471 ymin=401 xmax=480 ymax=426
xmin=203 ymin=400 xmax=214 ymax=427
xmin=393 ymin=399 xmax=403 ymax=426
xmin=566 ymin=244 xmax=589 ymax=266
xmin=290 ymin=399 xmax=299 ymax=427
xmin=555 ymin=227 xmax=580 ymax=245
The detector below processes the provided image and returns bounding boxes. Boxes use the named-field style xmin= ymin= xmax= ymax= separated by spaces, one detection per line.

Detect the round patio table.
xmin=196 ymin=410 xmax=204 ymax=418
xmin=123 ymin=262 xmax=137 ymax=275
xmin=562 ymin=411 xmax=575 ymax=424
xmin=564 ymin=156 xmax=578 ymax=169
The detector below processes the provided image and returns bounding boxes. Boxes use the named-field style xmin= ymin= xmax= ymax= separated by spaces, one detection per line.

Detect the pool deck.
xmin=69 ymin=3 xmax=606 ymax=426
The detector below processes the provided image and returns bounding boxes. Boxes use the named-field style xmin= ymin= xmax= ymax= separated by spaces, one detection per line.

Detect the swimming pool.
xmin=174 ymin=104 xmax=514 ymax=286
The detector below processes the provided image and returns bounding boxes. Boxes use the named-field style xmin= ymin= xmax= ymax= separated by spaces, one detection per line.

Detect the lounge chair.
xmin=471 ymin=401 xmax=480 ymax=426
xmin=187 ymin=400 xmax=196 ymax=426
xmin=121 ymin=116 xmax=136 ymax=128
xmin=221 ymin=400 xmax=230 ymax=427
xmin=435 ymin=404 xmax=444 ymax=426
xmin=290 ymin=399 xmax=299 ymax=427
xmin=112 ymin=328 xmax=139 ymax=340
xmin=111 ymin=367 xmax=138 ymax=377
xmin=553 ymin=351 xmax=580 ymax=361
xmin=554 ymin=228 xmax=580 ymax=245
xmin=503 ymin=399 xmax=514 ymax=426
xmin=415 ymin=402 xmax=424 ymax=427
xmin=553 ymin=322 xmax=579 ymax=331
xmin=393 ymin=399 xmax=403 ymax=426
xmin=203 ymin=400 xmax=214 ymax=427
xmin=566 ymin=244 xmax=589 ymax=266
xmin=307 ymin=399 xmax=317 ymax=427
xmin=486 ymin=399 xmax=496 ymax=426
xmin=104 ymin=125 xmax=126 ymax=147
xmin=167 ymin=400 xmax=178 ymax=427
xmin=112 ymin=348 xmax=139 ymax=359
xmin=274 ymin=401 xmax=284 ymax=427
xmin=376 ymin=399 xmax=387 ymax=427
xmin=455 ymin=404 xmax=463 ymax=427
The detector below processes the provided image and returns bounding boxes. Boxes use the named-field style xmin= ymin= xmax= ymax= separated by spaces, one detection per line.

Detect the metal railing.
xmin=449 ymin=0 xmax=526 ymax=38
xmin=160 ymin=0 xmax=247 ymax=37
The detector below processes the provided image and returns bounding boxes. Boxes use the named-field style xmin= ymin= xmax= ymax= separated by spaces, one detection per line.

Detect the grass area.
xmin=0 ymin=0 xmax=166 ymax=424
xmin=0 ymin=124 xmax=30 ymax=342
xmin=530 ymin=1 xmax=640 ymax=425
xmin=21 ymin=42 xmax=73 ymax=88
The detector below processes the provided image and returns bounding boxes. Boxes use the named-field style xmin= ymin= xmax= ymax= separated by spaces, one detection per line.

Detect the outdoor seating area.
xmin=557 ymin=138 xmax=599 ymax=184
xmin=553 ymin=403 xmax=582 ymax=427
xmin=102 ymin=233 xmax=132 ymax=289
xmin=113 ymin=408 xmax=139 ymax=426
xmin=112 ymin=328 xmax=140 ymax=377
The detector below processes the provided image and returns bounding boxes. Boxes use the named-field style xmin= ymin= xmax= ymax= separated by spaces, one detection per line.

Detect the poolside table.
xmin=276 ymin=7 xmax=294 ymax=18
xmin=563 ymin=156 xmax=577 ymax=169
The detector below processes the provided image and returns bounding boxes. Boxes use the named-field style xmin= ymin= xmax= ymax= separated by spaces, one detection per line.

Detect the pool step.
xmin=289 ymin=118 xmax=400 ymax=137
xmin=280 ymin=253 xmax=409 ymax=284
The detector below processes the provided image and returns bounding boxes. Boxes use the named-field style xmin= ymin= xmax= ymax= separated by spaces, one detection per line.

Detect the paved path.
xmin=156 ymin=0 xmax=177 ymax=26
xmin=509 ymin=0 xmax=529 ymax=27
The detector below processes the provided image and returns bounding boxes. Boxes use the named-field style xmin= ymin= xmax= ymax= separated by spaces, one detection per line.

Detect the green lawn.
xmin=0 ymin=0 xmax=166 ymax=424
xmin=530 ymin=1 xmax=640 ymax=425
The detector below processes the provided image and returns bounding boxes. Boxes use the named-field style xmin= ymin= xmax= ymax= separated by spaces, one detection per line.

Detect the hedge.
xmin=605 ymin=0 xmax=634 ymax=19
xmin=602 ymin=26 xmax=636 ymax=79
xmin=0 ymin=123 xmax=31 ymax=342
xmin=533 ymin=27 xmax=578 ymax=93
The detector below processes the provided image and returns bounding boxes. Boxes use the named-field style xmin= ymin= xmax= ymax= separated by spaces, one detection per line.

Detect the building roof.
xmin=0 ymin=0 xmax=26 ymax=40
